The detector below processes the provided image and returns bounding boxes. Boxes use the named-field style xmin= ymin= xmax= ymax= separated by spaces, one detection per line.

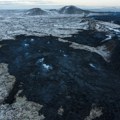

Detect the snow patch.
xmin=102 ymin=35 xmax=112 ymax=42
xmin=37 ymin=58 xmax=44 ymax=63
xmin=1 ymin=14 xmax=119 ymax=40
xmin=42 ymin=64 xmax=52 ymax=71
xmin=24 ymin=43 xmax=29 ymax=47
xmin=63 ymin=54 xmax=68 ymax=57
xmin=30 ymin=38 xmax=34 ymax=42
xmin=89 ymin=63 xmax=97 ymax=69
xmin=84 ymin=105 xmax=103 ymax=120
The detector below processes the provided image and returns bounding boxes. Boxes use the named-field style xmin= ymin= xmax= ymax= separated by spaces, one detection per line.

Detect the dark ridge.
xmin=59 ymin=6 xmax=90 ymax=14
xmin=25 ymin=8 xmax=48 ymax=15
xmin=63 ymin=30 xmax=107 ymax=47
xmin=110 ymin=40 xmax=120 ymax=74
xmin=89 ymin=12 xmax=120 ymax=25
xmin=0 ymin=35 xmax=120 ymax=120
xmin=4 ymin=81 xmax=20 ymax=104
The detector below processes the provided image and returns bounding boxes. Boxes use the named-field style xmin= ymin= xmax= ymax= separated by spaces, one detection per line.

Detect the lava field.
xmin=0 ymin=32 xmax=120 ymax=120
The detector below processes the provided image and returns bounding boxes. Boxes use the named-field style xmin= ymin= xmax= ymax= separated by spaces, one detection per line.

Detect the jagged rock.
xmin=58 ymin=106 xmax=64 ymax=116
xmin=0 ymin=64 xmax=44 ymax=120
xmin=0 ymin=63 xmax=15 ymax=104
xmin=0 ymin=96 xmax=44 ymax=120
xmin=84 ymin=105 xmax=103 ymax=120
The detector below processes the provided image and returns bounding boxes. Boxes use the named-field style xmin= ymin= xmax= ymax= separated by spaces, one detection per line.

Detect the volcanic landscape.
xmin=0 ymin=6 xmax=120 ymax=120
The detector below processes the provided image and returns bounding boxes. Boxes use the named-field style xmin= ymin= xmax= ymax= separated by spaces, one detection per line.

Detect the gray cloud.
xmin=0 ymin=0 xmax=53 ymax=5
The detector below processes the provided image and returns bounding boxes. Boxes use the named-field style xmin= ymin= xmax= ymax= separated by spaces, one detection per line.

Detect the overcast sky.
xmin=0 ymin=0 xmax=120 ymax=9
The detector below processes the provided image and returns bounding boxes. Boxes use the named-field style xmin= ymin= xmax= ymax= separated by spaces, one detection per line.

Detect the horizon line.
xmin=0 ymin=5 xmax=120 ymax=9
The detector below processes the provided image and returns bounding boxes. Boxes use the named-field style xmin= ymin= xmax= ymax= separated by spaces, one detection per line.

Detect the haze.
xmin=0 ymin=0 xmax=120 ymax=9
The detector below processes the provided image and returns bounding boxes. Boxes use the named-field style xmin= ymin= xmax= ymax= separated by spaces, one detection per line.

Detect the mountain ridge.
xmin=25 ymin=8 xmax=48 ymax=15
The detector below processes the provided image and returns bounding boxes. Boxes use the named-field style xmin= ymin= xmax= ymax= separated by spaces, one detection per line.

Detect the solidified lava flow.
xmin=0 ymin=33 xmax=120 ymax=120
xmin=63 ymin=30 xmax=107 ymax=47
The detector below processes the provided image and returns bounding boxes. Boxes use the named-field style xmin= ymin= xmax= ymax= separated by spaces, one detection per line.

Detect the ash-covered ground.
xmin=0 ymin=8 xmax=120 ymax=120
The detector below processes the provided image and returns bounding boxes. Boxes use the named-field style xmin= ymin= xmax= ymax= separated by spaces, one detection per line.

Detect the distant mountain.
xmin=25 ymin=8 xmax=48 ymax=15
xmin=47 ymin=9 xmax=59 ymax=15
xmin=90 ymin=7 xmax=120 ymax=12
xmin=25 ymin=6 xmax=92 ymax=16
xmin=58 ymin=6 xmax=90 ymax=14
xmin=49 ymin=9 xmax=58 ymax=12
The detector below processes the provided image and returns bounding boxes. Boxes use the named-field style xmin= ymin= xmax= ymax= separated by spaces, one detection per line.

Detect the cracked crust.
xmin=0 ymin=96 xmax=44 ymax=120
xmin=0 ymin=63 xmax=15 ymax=104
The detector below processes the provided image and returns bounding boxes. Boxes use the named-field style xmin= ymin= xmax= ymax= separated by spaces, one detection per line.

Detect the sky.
xmin=0 ymin=0 xmax=120 ymax=9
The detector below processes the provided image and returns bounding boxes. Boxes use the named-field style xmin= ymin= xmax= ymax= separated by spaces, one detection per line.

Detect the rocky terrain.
xmin=0 ymin=6 xmax=120 ymax=120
